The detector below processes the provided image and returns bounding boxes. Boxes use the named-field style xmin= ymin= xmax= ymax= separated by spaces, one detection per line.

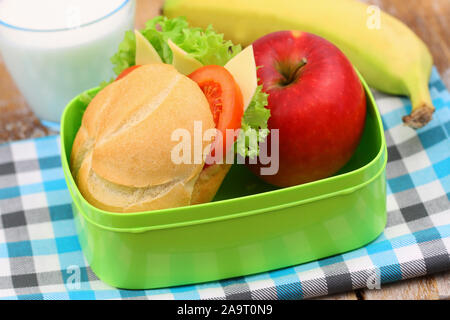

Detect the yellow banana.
xmin=164 ymin=0 xmax=435 ymax=128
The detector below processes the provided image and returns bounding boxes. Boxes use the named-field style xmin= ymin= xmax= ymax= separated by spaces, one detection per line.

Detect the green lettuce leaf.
xmin=236 ymin=85 xmax=270 ymax=158
xmin=78 ymin=79 xmax=113 ymax=106
xmin=143 ymin=16 xmax=242 ymax=67
xmin=111 ymin=16 xmax=242 ymax=75
xmin=110 ymin=30 xmax=136 ymax=76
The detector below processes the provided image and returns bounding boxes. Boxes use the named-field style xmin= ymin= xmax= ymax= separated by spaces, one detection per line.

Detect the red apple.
xmin=250 ymin=31 xmax=366 ymax=187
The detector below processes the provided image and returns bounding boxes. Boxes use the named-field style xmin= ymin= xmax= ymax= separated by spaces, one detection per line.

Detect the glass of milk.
xmin=0 ymin=0 xmax=136 ymax=129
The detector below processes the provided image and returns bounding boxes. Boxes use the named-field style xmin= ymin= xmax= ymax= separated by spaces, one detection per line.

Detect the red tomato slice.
xmin=188 ymin=65 xmax=244 ymax=164
xmin=115 ymin=65 xmax=142 ymax=81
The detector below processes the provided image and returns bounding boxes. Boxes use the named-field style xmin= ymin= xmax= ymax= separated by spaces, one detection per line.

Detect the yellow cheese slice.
xmin=224 ymin=45 xmax=258 ymax=111
xmin=134 ymin=30 xmax=162 ymax=65
xmin=168 ymin=39 xmax=203 ymax=75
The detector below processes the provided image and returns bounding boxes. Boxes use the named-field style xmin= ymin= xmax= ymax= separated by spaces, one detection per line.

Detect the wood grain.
xmin=434 ymin=272 xmax=450 ymax=299
xmin=135 ymin=0 xmax=163 ymax=29
xmin=0 ymin=0 xmax=448 ymax=300
xmin=311 ymin=291 xmax=358 ymax=300
xmin=0 ymin=55 xmax=53 ymax=143
xmin=360 ymin=275 xmax=441 ymax=300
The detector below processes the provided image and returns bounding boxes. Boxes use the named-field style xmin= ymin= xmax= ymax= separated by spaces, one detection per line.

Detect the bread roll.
xmin=71 ymin=64 xmax=228 ymax=213
xmin=191 ymin=163 xmax=231 ymax=205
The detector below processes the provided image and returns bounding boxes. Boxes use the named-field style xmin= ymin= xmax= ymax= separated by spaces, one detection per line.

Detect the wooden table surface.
xmin=0 ymin=0 xmax=448 ymax=300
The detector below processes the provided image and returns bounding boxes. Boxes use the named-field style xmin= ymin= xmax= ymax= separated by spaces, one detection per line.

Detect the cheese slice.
xmin=224 ymin=45 xmax=258 ymax=111
xmin=134 ymin=30 xmax=162 ymax=65
xmin=168 ymin=39 xmax=203 ymax=75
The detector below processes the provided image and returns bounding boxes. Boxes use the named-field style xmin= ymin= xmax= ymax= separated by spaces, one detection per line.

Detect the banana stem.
xmin=402 ymin=74 xmax=435 ymax=129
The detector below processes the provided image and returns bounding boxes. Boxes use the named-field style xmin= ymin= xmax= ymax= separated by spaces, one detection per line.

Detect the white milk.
xmin=0 ymin=0 xmax=135 ymax=124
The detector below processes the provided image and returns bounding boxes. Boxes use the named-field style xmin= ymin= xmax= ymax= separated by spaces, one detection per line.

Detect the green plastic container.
xmin=60 ymin=77 xmax=387 ymax=289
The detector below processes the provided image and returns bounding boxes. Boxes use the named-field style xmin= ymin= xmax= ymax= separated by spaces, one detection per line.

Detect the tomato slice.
xmin=188 ymin=65 xmax=244 ymax=163
xmin=115 ymin=65 xmax=142 ymax=81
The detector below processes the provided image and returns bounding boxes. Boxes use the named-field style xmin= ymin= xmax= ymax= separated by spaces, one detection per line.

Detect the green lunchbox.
xmin=60 ymin=75 xmax=387 ymax=289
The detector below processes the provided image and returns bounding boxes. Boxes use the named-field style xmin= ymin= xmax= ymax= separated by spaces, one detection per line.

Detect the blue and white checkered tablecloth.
xmin=0 ymin=68 xmax=449 ymax=300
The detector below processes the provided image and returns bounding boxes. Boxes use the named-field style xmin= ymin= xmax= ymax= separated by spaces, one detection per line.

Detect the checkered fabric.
xmin=0 ymin=68 xmax=449 ymax=300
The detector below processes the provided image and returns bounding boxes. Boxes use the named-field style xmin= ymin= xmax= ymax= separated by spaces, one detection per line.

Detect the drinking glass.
xmin=0 ymin=0 xmax=136 ymax=130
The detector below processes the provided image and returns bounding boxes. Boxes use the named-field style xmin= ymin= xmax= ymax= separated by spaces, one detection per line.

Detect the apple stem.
xmin=279 ymin=58 xmax=307 ymax=86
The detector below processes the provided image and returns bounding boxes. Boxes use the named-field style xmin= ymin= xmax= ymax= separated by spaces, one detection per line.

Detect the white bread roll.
xmin=70 ymin=64 xmax=229 ymax=213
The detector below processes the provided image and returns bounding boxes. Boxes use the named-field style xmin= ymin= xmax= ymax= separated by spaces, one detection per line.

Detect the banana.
xmin=164 ymin=0 xmax=435 ymax=128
